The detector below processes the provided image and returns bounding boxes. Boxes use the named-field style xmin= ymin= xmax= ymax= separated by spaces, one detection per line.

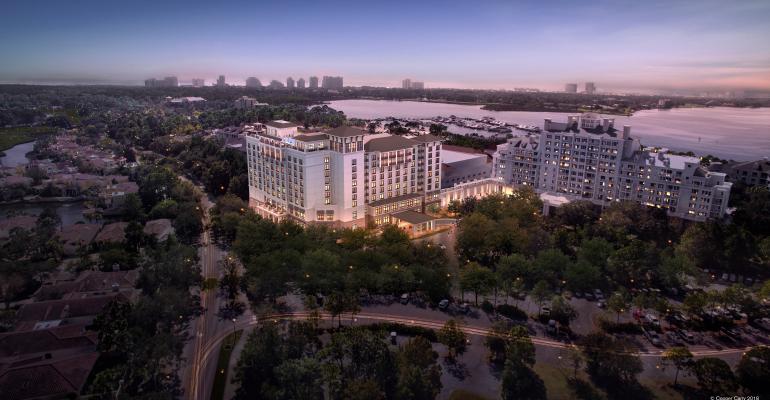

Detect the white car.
xmin=645 ymin=314 xmax=660 ymax=325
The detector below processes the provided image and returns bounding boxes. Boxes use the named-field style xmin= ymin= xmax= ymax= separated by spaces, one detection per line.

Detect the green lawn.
xmin=0 ymin=126 xmax=57 ymax=151
xmin=534 ymin=363 xmax=574 ymax=399
xmin=448 ymin=389 xmax=491 ymax=400
xmin=209 ymin=329 xmax=243 ymax=400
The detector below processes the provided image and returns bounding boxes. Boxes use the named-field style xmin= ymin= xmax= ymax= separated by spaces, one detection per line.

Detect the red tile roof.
xmin=0 ymin=351 xmax=98 ymax=400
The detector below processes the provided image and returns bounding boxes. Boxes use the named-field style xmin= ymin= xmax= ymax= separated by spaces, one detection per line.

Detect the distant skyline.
xmin=2 ymin=0 xmax=770 ymax=92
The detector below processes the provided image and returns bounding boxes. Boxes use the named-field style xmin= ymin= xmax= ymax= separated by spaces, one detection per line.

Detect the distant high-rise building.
xmin=565 ymin=83 xmax=577 ymax=93
xmin=585 ymin=82 xmax=596 ymax=94
xmin=217 ymin=75 xmax=226 ymax=87
xmin=286 ymin=77 xmax=295 ymax=89
xmin=144 ymin=76 xmax=179 ymax=87
xmin=192 ymin=78 xmax=205 ymax=87
xmin=297 ymin=78 xmax=306 ymax=89
xmin=268 ymin=80 xmax=285 ymax=89
xmin=246 ymin=77 xmax=262 ymax=88
xmin=411 ymin=81 xmax=424 ymax=90
xmin=309 ymin=76 xmax=319 ymax=88
xmin=321 ymin=76 xmax=343 ymax=90
xmin=402 ymin=79 xmax=411 ymax=89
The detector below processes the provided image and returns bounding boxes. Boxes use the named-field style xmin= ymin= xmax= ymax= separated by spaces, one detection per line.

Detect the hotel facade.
xmin=246 ymin=121 xmax=442 ymax=228
xmin=492 ymin=114 xmax=732 ymax=221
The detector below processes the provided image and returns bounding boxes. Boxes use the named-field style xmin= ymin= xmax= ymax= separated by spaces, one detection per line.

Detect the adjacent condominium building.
xmin=493 ymin=113 xmax=732 ymax=221
xmin=309 ymin=76 xmax=319 ymax=88
xmin=246 ymin=121 xmax=441 ymax=228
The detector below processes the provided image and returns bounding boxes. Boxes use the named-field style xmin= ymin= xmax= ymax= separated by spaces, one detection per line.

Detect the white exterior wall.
xmin=491 ymin=116 xmax=732 ymax=221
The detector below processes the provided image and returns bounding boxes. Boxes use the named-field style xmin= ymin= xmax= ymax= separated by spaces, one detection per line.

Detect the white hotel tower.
xmin=246 ymin=121 xmax=442 ymax=228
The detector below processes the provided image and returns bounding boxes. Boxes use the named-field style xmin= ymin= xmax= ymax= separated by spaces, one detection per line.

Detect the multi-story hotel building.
xmin=246 ymin=121 xmax=441 ymax=228
xmin=493 ymin=113 xmax=732 ymax=221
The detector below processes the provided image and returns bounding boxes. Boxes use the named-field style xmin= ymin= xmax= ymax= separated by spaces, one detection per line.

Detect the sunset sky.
xmin=2 ymin=0 xmax=769 ymax=91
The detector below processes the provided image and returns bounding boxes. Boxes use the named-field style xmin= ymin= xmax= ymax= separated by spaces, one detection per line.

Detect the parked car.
xmin=593 ymin=289 xmax=604 ymax=300
xmin=573 ymin=292 xmax=584 ymax=298
xmin=678 ymin=330 xmax=696 ymax=343
xmin=541 ymin=307 xmax=551 ymax=316
xmin=666 ymin=331 xmax=685 ymax=346
xmin=644 ymin=329 xmax=663 ymax=347
xmin=752 ymin=317 xmax=770 ymax=332
xmin=585 ymin=293 xmax=595 ymax=301
xmin=719 ymin=327 xmax=741 ymax=342
xmin=400 ymin=293 xmax=409 ymax=305
xmin=645 ymin=314 xmax=660 ymax=326
xmin=438 ymin=299 xmax=450 ymax=310
xmin=459 ymin=303 xmax=470 ymax=314
xmin=597 ymin=300 xmax=607 ymax=309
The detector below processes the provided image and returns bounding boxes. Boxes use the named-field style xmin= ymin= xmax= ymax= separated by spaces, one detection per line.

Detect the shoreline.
xmin=326 ymin=97 xmax=770 ymax=115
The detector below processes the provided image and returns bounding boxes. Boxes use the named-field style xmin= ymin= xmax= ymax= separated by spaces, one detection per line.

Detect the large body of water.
xmin=328 ymin=100 xmax=770 ymax=160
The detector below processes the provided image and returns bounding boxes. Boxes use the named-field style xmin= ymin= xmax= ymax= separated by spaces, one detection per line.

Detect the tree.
xmin=438 ymin=319 xmax=467 ymax=360
xmin=531 ymin=249 xmax=571 ymax=287
xmin=607 ymin=240 xmax=656 ymax=287
xmin=122 ymin=193 xmax=145 ymax=221
xmin=173 ymin=203 xmax=203 ymax=244
xmin=682 ymin=291 xmax=710 ymax=317
xmin=233 ymin=322 xmax=285 ymax=399
xmin=690 ymin=357 xmax=738 ymax=394
xmin=565 ymin=259 xmax=602 ymax=293
xmin=456 ymin=212 xmax=499 ymax=265
xmin=497 ymin=254 xmax=531 ymax=302
xmin=505 ymin=325 xmax=536 ymax=367
xmin=736 ymin=346 xmax=770 ymax=395
xmin=274 ymin=358 xmax=324 ymax=400
xmin=606 ymin=292 xmax=629 ymax=323
xmin=218 ymin=257 xmax=245 ymax=322
xmin=580 ymin=332 xmax=643 ymax=384
xmin=485 ymin=322 xmax=511 ymax=364
xmin=324 ymin=292 xmax=348 ymax=328
xmin=91 ymin=299 xmax=132 ymax=354
xmin=662 ymin=347 xmax=693 ymax=386
xmin=531 ymin=280 xmax=552 ymax=314
xmin=138 ymin=166 xmax=177 ymax=209
xmin=459 ymin=262 xmax=496 ymax=305
xmin=562 ymin=347 xmax=584 ymax=379
xmin=319 ymin=328 xmax=397 ymax=399
xmin=124 ymin=220 xmax=146 ymax=251
xmin=396 ymin=336 xmax=442 ymax=400
xmin=501 ymin=360 xmax=547 ymax=400
xmin=550 ymin=295 xmax=578 ymax=326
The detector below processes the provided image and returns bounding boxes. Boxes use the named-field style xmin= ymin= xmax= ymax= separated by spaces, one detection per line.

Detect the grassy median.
xmin=209 ymin=329 xmax=243 ymax=400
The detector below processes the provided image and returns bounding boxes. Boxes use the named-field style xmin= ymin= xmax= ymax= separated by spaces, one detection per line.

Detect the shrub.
xmin=496 ymin=304 xmax=528 ymax=321
xmin=598 ymin=319 xmax=642 ymax=334
xmin=481 ymin=300 xmax=494 ymax=314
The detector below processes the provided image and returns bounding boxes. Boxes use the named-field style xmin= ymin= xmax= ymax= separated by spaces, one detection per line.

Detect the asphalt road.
xmin=191 ymin=308 xmax=756 ymax=399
